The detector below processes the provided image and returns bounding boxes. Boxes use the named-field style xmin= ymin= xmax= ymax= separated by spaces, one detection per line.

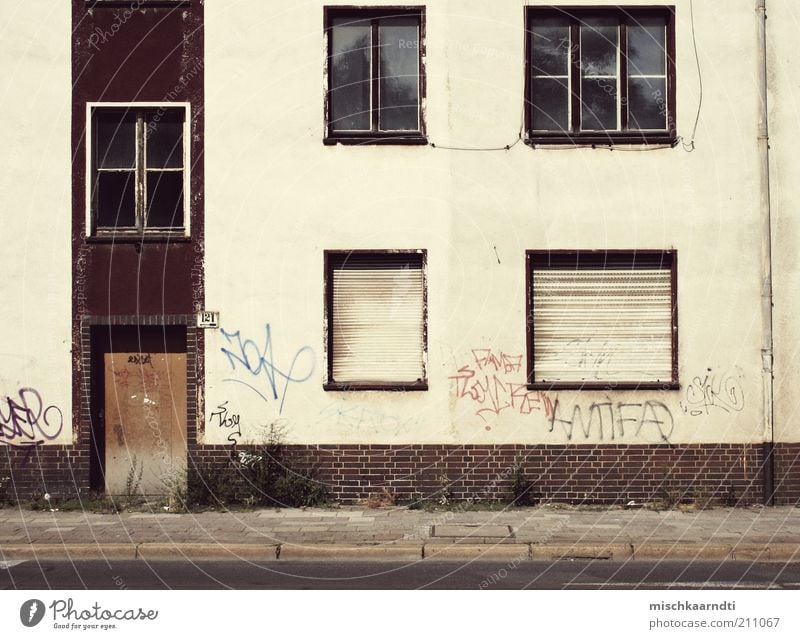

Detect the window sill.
xmin=324 ymin=381 xmax=428 ymax=392
xmin=324 ymin=135 xmax=428 ymax=146
xmin=87 ymin=233 xmax=190 ymax=244
xmin=528 ymin=382 xmax=680 ymax=392
xmin=87 ymin=0 xmax=190 ymax=6
xmin=526 ymin=133 xmax=677 ymax=147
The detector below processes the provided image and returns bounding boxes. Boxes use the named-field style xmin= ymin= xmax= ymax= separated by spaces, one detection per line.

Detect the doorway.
xmin=90 ymin=326 xmax=187 ymax=495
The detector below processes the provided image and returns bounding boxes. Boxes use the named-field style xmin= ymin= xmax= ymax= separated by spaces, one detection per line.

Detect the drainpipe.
xmin=756 ymin=0 xmax=775 ymax=505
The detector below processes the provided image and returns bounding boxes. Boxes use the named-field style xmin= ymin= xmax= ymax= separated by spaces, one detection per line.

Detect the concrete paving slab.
xmin=433 ymin=524 xmax=513 ymax=539
xmin=0 ymin=506 xmax=798 ymax=559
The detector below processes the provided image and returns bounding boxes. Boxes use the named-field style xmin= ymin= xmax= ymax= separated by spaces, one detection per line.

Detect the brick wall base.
xmin=1 ymin=445 xmax=90 ymax=502
xmin=775 ymin=443 xmax=800 ymax=505
xmin=188 ymin=442 xmax=768 ymax=506
xmin=4 ymin=441 xmax=797 ymax=506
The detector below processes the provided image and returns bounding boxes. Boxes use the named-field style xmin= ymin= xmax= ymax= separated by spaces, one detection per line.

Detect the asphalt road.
xmin=1 ymin=559 xmax=799 ymax=589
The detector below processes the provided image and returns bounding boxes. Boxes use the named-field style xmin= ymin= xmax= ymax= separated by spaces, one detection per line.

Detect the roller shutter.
xmin=531 ymin=253 xmax=674 ymax=384
xmin=329 ymin=252 xmax=425 ymax=383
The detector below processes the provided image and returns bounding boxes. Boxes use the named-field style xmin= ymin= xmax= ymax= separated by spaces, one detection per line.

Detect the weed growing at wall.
xmin=0 ymin=474 xmax=10 ymax=505
xmin=122 ymin=456 xmax=144 ymax=509
xmin=160 ymin=464 xmax=188 ymax=512
xmin=187 ymin=423 xmax=328 ymax=509
xmin=511 ymin=455 xmax=538 ymax=506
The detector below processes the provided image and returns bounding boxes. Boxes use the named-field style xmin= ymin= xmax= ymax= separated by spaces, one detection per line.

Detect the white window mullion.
xmin=136 ymin=112 xmax=144 ymax=231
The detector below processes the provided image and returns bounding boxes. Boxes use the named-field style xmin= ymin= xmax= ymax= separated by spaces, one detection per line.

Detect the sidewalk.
xmin=1 ymin=505 xmax=799 ymax=562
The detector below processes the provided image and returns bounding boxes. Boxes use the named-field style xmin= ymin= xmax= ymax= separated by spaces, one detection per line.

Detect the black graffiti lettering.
xmin=548 ymin=398 xmax=673 ymax=443
xmin=209 ymin=401 xmax=242 ymax=445
xmin=636 ymin=400 xmax=674 ymax=443
xmin=681 ymin=368 xmax=745 ymax=416
xmin=126 ymin=353 xmax=152 ymax=366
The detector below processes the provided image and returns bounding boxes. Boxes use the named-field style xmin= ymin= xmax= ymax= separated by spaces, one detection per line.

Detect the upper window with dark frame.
xmin=324 ymin=7 xmax=426 ymax=145
xmin=88 ymin=104 xmax=189 ymax=237
xmin=526 ymin=6 xmax=676 ymax=144
xmin=526 ymin=250 xmax=678 ymax=390
xmin=324 ymin=250 xmax=427 ymax=390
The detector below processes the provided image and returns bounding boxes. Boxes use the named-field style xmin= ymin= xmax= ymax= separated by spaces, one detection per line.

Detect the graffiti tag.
xmin=127 ymin=353 xmax=152 ymax=366
xmin=317 ymin=403 xmax=422 ymax=435
xmin=449 ymin=348 xmax=554 ymax=426
xmin=0 ymin=388 xmax=64 ymax=447
xmin=220 ymin=323 xmax=315 ymax=414
xmin=680 ymin=367 xmax=745 ymax=416
xmin=547 ymin=398 xmax=674 ymax=443
xmin=236 ymin=451 xmax=262 ymax=469
xmin=209 ymin=401 xmax=241 ymax=445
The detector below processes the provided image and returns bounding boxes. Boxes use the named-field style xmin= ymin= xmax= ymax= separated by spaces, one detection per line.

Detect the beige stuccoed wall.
xmin=767 ymin=0 xmax=800 ymax=444
xmin=0 ymin=2 xmax=72 ymax=446
xmin=204 ymin=0 xmax=766 ymax=446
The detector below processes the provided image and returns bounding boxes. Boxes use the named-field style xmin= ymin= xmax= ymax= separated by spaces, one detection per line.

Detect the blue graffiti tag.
xmin=219 ymin=323 xmax=315 ymax=414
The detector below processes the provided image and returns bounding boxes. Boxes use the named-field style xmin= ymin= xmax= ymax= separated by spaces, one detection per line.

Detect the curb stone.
xmin=532 ymin=543 xmax=633 ymax=560
xmin=634 ymin=543 xmax=733 ymax=560
xmin=277 ymin=544 xmax=423 ymax=561
xmin=424 ymin=544 xmax=530 ymax=561
xmin=1 ymin=542 xmax=799 ymax=562
xmin=136 ymin=543 xmax=279 ymax=560
xmin=730 ymin=543 xmax=800 ymax=561
xmin=0 ymin=544 xmax=137 ymax=560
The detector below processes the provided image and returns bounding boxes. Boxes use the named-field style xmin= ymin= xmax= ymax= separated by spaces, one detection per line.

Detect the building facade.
xmin=1 ymin=0 xmax=799 ymax=505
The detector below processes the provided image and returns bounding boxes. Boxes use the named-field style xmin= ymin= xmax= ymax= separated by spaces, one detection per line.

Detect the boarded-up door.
xmin=104 ymin=352 xmax=187 ymax=495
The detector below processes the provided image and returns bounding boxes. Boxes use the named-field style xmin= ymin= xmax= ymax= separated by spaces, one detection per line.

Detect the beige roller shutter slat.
xmin=332 ymin=265 xmax=425 ymax=383
xmin=532 ymin=267 xmax=672 ymax=383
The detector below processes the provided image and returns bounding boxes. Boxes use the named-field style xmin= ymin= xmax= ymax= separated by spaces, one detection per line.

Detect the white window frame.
xmin=85 ymin=102 xmax=191 ymax=237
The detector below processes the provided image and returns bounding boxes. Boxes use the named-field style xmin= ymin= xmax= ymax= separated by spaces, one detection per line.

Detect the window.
xmin=324 ymin=250 xmax=427 ymax=390
xmin=88 ymin=104 xmax=189 ymax=236
xmin=526 ymin=7 xmax=675 ymax=144
xmin=324 ymin=7 xmax=426 ymax=144
xmin=526 ymin=251 xmax=677 ymax=389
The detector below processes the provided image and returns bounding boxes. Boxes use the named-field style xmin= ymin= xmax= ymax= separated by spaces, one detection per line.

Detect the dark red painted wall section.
xmin=71 ymin=0 xmax=204 ymax=319
xmin=55 ymin=0 xmax=203 ymax=497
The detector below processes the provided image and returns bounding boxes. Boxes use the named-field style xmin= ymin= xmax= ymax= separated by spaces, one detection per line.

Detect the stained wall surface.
xmin=0 ymin=1 xmax=72 ymax=447
xmin=202 ymin=0 xmax=767 ymax=448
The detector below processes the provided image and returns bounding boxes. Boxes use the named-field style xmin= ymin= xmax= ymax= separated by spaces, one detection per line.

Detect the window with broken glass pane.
xmin=90 ymin=106 xmax=187 ymax=234
xmin=528 ymin=7 xmax=674 ymax=142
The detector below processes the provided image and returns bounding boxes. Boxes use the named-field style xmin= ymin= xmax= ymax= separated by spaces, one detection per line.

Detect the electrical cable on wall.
xmin=431 ymin=1 xmax=699 ymax=154
xmin=430 ymin=132 xmax=522 ymax=152
xmin=680 ymin=0 xmax=703 ymax=152
xmin=429 ymin=8 xmax=528 ymax=153
xmin=428 ymin=77 xmax=525 ymax=151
